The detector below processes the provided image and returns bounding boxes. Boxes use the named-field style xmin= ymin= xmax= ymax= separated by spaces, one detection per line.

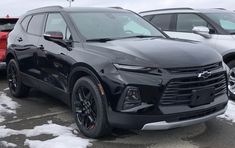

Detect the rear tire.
xmin=7 ymin=59 xmax=29 ymax=97
xmin=71 ymin=76 xmax=111 ymax=138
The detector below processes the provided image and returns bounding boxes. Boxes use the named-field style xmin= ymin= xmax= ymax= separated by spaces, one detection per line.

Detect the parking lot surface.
xmin=1 ymin=72 xmax=235 ymax=148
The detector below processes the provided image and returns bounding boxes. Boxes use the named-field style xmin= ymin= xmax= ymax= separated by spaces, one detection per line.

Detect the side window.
xmin=151 ymin=14 xmax=173 ymax=31
xmin=27 ymin=14 xmax=45 ymax=36
xmin=21 ymin=15 xmax=32 ymax=31
xmin=45 ymin=13 xmax=72 ymax=40
xmin=176 ymin=14 xmax=208 ymax=32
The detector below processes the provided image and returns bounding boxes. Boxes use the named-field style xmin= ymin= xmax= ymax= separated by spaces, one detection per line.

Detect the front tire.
xmin=227 ymin=60 xmax=235 ymax=100
xmin=7 ymin=59 xmax=29 ymax=97
xmin=71 ymin=77 xmax=111 ymax=138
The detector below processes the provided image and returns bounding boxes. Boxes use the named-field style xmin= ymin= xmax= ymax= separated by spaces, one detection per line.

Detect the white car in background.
xmin=140 ymin=8 xmax=235 ymax=99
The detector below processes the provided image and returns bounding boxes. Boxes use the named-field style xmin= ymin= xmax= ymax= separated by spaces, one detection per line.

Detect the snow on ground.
xmin=218 ymin=101 xmax=235 ymax=123
xmin=25 ymin=135 xmax=91 ymax=148
xmin=0 ymin=121 xmax=92 ymax=148
xmin=0 ymin=141 xmax=17 ymax=148
xmin=3 ymin=88 xmax=9 ymax=91
xmin=0 ymin=91 xmax=20 ymax=122
xmin=0 ymin=91 xmax=91 ymax=148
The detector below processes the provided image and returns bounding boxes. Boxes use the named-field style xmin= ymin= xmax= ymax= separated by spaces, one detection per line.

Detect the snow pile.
xmin=0 ymin=92 xmax=20 ymax=122
xmin=3 ymin=88 xmax=10 ymax=91
xmin=218 ymin=101 xmax=235 ymax=123
xmin=0 ymin=121 xmax=92 ymax=148
xmin=0 ymin=141 xmax=17 ymax=148
xmin=25 ymin=135 xmax=91 ymax=148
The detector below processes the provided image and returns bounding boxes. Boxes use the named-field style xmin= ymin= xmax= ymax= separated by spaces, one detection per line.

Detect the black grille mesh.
xmin=160 ymin=72 xmax=227 ymax=106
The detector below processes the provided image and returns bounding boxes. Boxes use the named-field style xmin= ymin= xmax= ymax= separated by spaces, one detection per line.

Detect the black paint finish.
xmin=7 ymin=6 xmax=228 ymax=129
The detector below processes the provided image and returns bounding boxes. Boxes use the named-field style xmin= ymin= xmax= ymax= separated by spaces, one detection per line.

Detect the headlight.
xmin=113 ymin=64 xmax=153 ymax=72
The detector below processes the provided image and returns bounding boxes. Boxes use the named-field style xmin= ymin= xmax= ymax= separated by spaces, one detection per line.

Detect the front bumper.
xmin=0 ymin=62 xmax=6 ymax=70
xmin=107 ymin=101 xmax=227 ymax=130
xmin=142 ymin=105 xmax=226 ymax=130
xmin=103 ymin=63 xmax=228 ymax=129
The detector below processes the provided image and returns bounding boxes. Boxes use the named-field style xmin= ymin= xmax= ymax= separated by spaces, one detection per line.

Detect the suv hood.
xmin=85 ymin=38 xmax=222 ymax=68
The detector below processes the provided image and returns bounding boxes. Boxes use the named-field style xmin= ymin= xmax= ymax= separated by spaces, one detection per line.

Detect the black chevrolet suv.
xmin=7 ymin=6 xmax=228 ymax=138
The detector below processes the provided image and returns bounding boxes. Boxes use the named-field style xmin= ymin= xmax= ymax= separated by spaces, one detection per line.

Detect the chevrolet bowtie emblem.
xmin=198 ymin=71 xmax=212 ymax=79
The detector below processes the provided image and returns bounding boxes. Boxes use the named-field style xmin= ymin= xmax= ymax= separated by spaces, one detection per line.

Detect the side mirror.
xmin=43 ymin=31 xmax=72 ymax=51
xmin=43 ymin=31 xmax=64 ymax=41
xmin=192 ymin=26 xmax=211 ymax=39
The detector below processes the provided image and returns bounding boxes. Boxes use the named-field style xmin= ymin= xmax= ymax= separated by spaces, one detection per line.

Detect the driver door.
xmin=37 ymin=13 xmax=72 ymax=92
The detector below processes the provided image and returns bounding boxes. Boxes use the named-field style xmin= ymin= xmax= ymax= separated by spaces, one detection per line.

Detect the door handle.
xmin=37 ymin=45 xmax=44 ymax=50
xmin=17 ymin=37 xmax=23 ymax=42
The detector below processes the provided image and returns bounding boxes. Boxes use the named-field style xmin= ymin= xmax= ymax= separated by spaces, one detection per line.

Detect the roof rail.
xmin=213 ymin=8 xmax=226 ymax=10
xmin=109 ymin=7 xmax=123 ymax=9
xmin=28 ymin=6 xmax=63 ymax=12
xmin=140 ymin=7 xmax=193 ymax=14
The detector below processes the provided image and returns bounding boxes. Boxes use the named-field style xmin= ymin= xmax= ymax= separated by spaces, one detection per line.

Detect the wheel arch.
xmin=68 ymin=63 xmax=111 ymax=106
xmin=223 ymin=52 xmax=235 ymax=64
xmin=6 ymin=52 xmax=16 ymax=64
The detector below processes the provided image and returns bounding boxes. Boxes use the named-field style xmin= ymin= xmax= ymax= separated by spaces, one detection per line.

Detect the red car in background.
xmin=0 ymin=16 xmax=18 ymax=70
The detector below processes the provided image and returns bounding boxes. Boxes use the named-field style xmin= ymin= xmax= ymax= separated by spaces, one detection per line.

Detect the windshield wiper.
xmin=86 ymin=35 xmax=164 ymax=42
xmin=86 ymin=38 xmax=115 ymax=42
xmin=122 ymin=35 xmax=164 ymax=39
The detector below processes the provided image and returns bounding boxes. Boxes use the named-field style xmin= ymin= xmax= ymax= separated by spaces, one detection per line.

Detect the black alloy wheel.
xmin=72 ymin=77 xmax=111 ymax=138
xmin=7 ymin=59 xmax=29 ymax=97
xmin=75 ymin=86 xmax=97 ymax=130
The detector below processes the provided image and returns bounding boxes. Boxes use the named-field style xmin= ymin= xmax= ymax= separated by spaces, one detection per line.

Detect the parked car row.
xmin=3 ymin=6 xmax=233 ymax=138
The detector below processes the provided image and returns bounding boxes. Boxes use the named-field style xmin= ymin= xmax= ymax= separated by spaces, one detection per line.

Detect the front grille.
xmin=160 ymin=72 xmax=227 ymax=106
xmin=166 ymin=62 xmax=222 ymax=74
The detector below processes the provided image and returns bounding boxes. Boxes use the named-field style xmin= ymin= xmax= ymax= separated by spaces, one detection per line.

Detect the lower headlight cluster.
xmin=122 ymin=87 xmax=142 ymax=110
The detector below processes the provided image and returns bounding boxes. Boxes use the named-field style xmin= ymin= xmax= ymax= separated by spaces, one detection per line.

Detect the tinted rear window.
xmin=0 ymin=19 xmax=18 ymax=32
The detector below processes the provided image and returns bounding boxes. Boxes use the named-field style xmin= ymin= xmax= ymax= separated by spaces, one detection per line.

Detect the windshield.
xmin=0 ymin=19 xmax=18 ymax=32
xmin=69 ymin=12 xmax=165 ymax=40
xmin=205 ymin=13 xmax=235 ymax=34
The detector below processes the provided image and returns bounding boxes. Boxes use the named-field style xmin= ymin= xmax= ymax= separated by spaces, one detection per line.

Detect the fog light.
xmin=126 ymin=88 xmax=141 ymax=100
xmin=122 ymin=87 xmax=142 ymax=110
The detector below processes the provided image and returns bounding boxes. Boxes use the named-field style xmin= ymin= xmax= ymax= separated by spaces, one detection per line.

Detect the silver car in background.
xmin=140 ymin=8 xmax=235 ymax=99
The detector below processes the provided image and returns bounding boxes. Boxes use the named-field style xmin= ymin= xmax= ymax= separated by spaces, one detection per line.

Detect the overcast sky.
xmin=1 ymin=0 xmax=235 ymax=17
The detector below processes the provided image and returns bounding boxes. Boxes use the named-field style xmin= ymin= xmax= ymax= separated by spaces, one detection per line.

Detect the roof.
xmin=140 ymin=8 xmax=233 ymax=16
xmin=27 ymin=6 xmax=128 ymax=14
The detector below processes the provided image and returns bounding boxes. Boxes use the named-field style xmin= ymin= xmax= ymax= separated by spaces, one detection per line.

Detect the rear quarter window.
xmin=21 ymin=15 xmax=32 ymax=31
xmin=27 ymin=14 xmax=45 ymax=36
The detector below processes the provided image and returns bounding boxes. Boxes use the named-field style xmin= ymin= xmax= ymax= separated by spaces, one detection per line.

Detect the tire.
xmin=71 ymin=76 xmax=111 ymax=138
xmin=7 ymin=59 xmax=29 ymax=97
xmin=227 ymin=60 xmax=235 ymax=100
